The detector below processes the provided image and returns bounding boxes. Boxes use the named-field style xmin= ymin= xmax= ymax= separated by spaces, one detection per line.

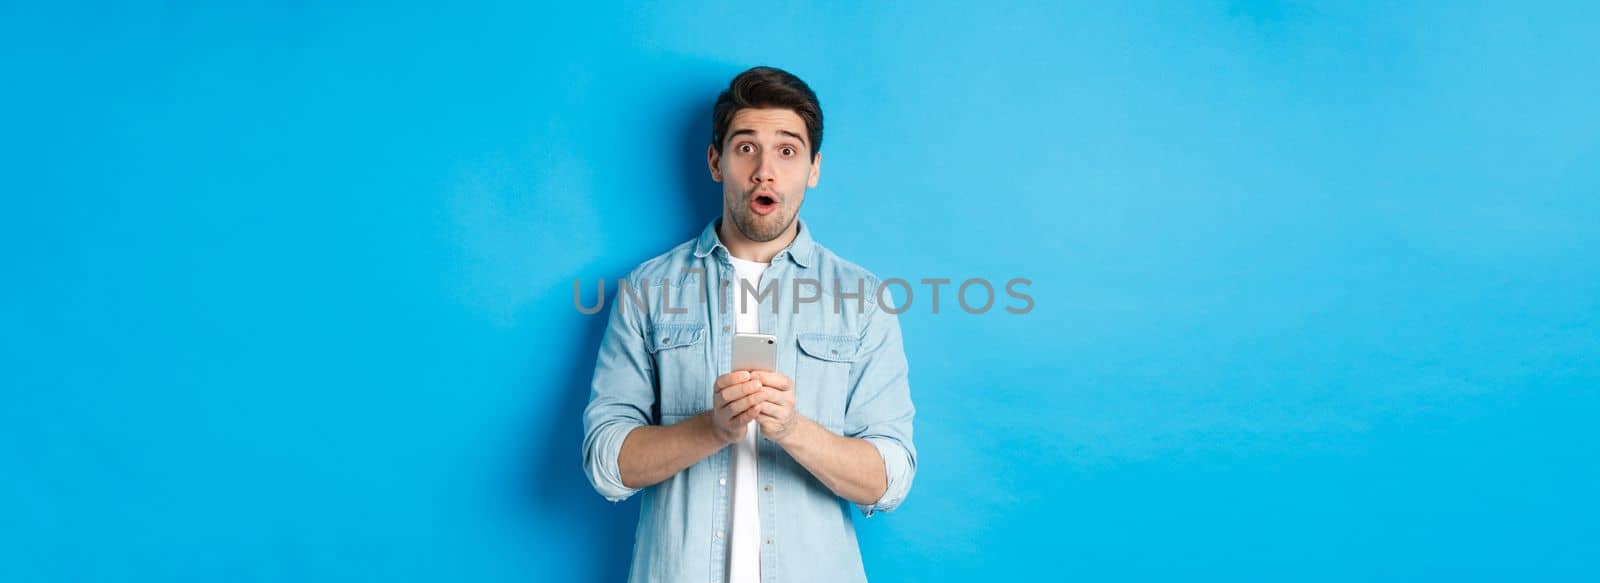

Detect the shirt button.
xmin=765 ymin=538 xmax=773 ymax=545
xmin=720 ymin=478 xmax=727 ymax=485
xmin=716 ymin=530 xmax=724 ymax=539
xmin=763 ymin=485 xmax=771 ymax=492
xmin=722 ymin=325 xmax=730 ymax=333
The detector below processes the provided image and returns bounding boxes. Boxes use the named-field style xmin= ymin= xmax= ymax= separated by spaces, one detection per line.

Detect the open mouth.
xmin=750 ymin=193 xmax=779 ymax=215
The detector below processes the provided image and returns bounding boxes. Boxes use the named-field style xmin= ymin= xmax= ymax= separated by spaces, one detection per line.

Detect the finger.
xmin=757 ymin=409 xmax=782 ymax=430
xmin=737 ymin=403 xmax=765 ymax=425
xmin=714 ymin=371 xmax=753 ymax=390
xmin=736 ymin=400 xmax=769 ymax=424
xmin=717 ymin=382 xmax=742 ymax=404
xmin=719 ymin=379 xmax=754 ymax=402
xmin=724 ymin=391 xmax=766 ymax=417
xmin=757 ymin=410 xmax=785 ymax=427
xmin=753 ymin=371 xmax=792 ymax=391
xmin=719 ymin=379 xmax=765 ymax=404
xmin=759 ymin=395 xmax=792 ymax=416
xmin=749 ymin=388 xmax=786 ymax=408
xmin=757 ymin=405 xmax=786 ymax=419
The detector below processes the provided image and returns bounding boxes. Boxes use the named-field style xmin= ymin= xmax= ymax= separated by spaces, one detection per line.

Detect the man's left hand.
xmin=751 ymin=371 xmax=800 ymax=443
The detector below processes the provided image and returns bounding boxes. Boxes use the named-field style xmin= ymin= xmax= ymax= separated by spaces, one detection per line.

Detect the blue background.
xmin=4 ymin=1 xmax=1597 ymax=581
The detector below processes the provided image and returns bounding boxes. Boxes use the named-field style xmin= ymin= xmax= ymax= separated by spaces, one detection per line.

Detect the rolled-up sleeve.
xmin=581 ymin=274 xmax=655 ymax=503
xmin=841 ymin=289 xmax=917 ymax=517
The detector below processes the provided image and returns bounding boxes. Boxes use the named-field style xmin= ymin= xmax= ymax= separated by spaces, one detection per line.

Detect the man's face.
xmin=708 ymin=108 xmax=821 ymax=243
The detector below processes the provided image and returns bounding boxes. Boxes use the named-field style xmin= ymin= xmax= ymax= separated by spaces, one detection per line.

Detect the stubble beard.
xmin=728 ymin=195 xmax=796 ymax=243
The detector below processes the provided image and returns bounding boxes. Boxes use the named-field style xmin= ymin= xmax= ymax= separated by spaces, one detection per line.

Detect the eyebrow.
xmin=727 ymin=128 xmax=808 ymax=147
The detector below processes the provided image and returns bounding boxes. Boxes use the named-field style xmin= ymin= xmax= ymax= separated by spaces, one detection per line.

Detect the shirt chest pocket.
xmin=795 ymin=333 xmax=861 ymax=428
xmin=647 ymin=323 xmax=708 ymax=418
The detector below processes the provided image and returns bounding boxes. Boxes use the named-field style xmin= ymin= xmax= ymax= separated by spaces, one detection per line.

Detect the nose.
xmin=751 ymin=151 xmax=777 ymax=184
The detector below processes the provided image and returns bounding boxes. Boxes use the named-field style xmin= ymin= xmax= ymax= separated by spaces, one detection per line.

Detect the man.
xmin=581 ymin=66 xmax=917 ymax=583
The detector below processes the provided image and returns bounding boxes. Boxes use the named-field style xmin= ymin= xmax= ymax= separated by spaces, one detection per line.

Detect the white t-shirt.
xmin=726 ymin=255 xmax=768 ymax=583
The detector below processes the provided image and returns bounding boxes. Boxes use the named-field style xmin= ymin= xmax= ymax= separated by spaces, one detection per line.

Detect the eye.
xmin=780 ymin=146 xmax=795 ymax=157
xmin=738 ymin=143 xmax=755 ymax=154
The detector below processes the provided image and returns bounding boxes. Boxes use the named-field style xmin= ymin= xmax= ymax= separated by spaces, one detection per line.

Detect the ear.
xmin=807 ymin=152 xmax=822 ymax=188
xmin=707 ymin=144 xmax=723 ymax=182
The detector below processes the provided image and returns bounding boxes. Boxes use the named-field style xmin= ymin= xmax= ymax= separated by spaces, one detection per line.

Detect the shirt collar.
xmin=693 ymin=216 xmax=815 ymax=268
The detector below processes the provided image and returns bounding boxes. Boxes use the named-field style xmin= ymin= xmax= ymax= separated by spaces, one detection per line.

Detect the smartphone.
xmin=731 ymin=333 xmax=778 ymax=372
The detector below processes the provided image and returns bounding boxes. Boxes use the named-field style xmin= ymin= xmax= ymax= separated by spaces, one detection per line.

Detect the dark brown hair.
xmin=710 ymin=66 xmax=823 ymax=159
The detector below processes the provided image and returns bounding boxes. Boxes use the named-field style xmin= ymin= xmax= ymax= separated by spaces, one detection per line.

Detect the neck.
xmin=718 ymin=214 xmax=798 ymax=263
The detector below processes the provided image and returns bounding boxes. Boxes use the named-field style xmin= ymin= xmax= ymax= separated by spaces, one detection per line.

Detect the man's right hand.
xmin=615 ymin=370 xmax=770 ymax=491
xmin=711 ymin=370 xmax=767 ymax=444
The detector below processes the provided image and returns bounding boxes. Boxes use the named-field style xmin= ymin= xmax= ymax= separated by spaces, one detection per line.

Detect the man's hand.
xmin=751 ymin=371 xmax=800 ymax=443
xmin=711 ymin=371 xmax=767 ymax=444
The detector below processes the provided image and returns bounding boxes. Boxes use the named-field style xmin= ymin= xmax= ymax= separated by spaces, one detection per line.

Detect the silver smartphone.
xmin=731 ymin=333 xmax=778 ymax=372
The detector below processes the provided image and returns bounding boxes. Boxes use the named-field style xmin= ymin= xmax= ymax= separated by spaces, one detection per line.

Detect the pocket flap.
xmin=797 ymin=333 xmax=861 ymax=362
xmin=647 ymin=323 xmax=706 ymax=352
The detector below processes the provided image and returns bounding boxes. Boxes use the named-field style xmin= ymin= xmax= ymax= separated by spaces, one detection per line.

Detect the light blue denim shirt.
xmin=582 ymin=217 xmax=917 ymax=583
